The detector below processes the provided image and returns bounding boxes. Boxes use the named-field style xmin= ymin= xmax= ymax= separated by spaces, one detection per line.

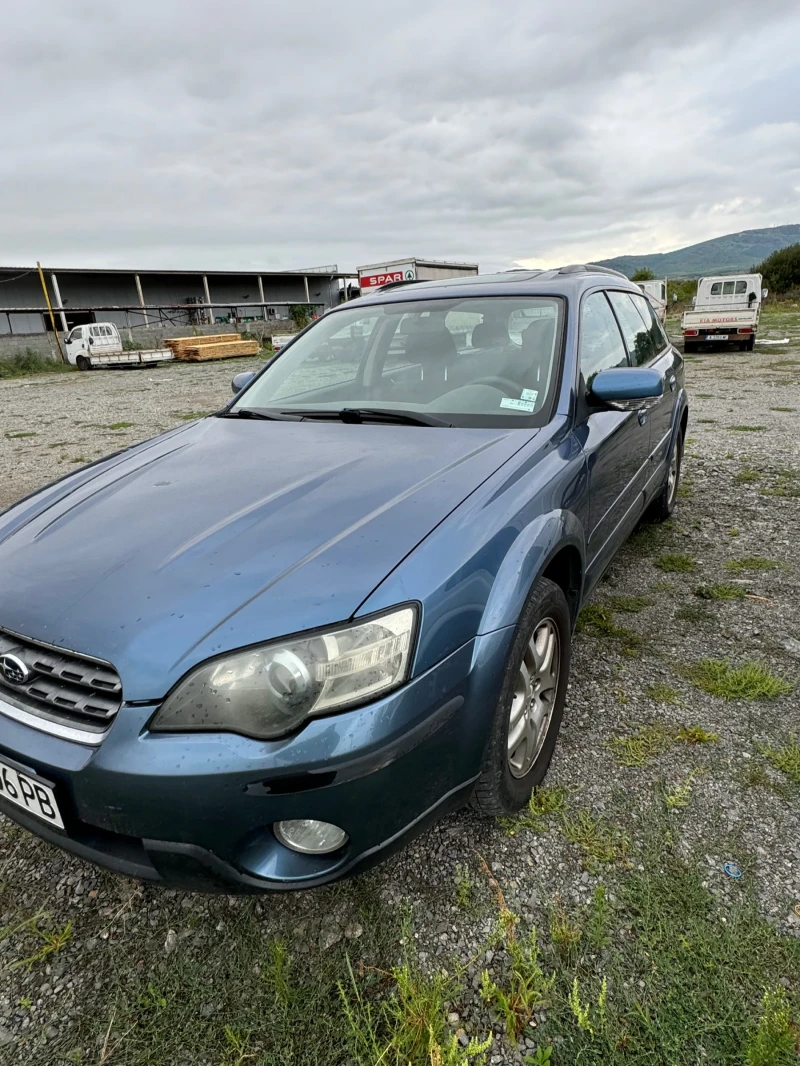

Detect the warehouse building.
xmin=0 ymin=264 xmax=357 ymax=337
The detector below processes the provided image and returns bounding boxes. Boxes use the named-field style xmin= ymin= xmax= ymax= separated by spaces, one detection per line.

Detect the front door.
xmin=575 ymin=291 xmax=651 ymax=583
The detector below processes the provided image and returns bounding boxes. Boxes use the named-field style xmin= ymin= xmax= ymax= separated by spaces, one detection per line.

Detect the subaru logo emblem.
xmin=0 ymin=653 xmax=29 ymax=686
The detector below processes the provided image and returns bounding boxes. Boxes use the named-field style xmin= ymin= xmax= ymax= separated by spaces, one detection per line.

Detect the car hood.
xmin=0 ymin=418 xmax=531 ymax=700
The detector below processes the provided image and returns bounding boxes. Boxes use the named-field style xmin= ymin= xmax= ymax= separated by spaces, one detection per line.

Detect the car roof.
xmin=347 ymin=265 xmax=640 ymax=307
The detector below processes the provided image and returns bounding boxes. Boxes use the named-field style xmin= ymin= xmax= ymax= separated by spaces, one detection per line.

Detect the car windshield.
xmin=231 ymin=296 xmax=564 ymax=427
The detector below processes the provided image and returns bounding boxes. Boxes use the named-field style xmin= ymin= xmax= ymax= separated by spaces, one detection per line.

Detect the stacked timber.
xmin=165 ymin=334 xmax=235 ymax=359
xmin=178 ymin=339 xmax=260 ymax=362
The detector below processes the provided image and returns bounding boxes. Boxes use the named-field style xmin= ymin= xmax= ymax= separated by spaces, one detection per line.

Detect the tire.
xmin=746 ymin=335 xmax=755 ymax=351
xmin=76 ymin=355 xmax=91 ymax=371
xmin=684 ymin=341 xmax=697 ymax=353
xmin=471 ymin=577 xmax=571 ymax=817
xmin=646 ymin=428 xmax=683 ymax=523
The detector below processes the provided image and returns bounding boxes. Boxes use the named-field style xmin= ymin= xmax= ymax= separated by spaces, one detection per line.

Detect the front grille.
xmin=0 ymin=627 xmax=122 ymax=735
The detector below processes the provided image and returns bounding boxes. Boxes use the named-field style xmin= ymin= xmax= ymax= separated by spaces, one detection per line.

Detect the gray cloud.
xmin=2 ymin=0 xmax=799 ymax=272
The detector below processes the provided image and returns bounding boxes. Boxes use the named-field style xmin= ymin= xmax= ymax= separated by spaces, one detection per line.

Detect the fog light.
xmin=273 ymin=819 xmax=348 ymax=855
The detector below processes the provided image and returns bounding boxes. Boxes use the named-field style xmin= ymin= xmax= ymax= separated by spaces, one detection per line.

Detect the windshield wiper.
xmin=218 ymin=408 xmax=300 ymax=421
xmin=283 ymin=408 xmax=452 ymax=428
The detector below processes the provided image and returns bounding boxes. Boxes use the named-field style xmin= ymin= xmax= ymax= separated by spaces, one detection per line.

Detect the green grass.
xmin=736 ymin=466 xmax=762 ymax=483
xmin=604 ymin=595 xmax=652 ymax=613
xmin=695 ymin=583 xmax=748 ymax=601
xmin=609 ymin=721 xmax=717 ymax=767
xmin=626 ymin=520 xmax=674 ymax=557
xmin=107 ymin=421 xmax=135 ymax=430
xmin=756 ymin=736 xmax=800 ymax=785
xmin=0 ymin=351 xmax=75 ymax=379
xmin=729 ymin=425 xmax=767 ymax=432
xmin=770 ymin=406 xmax=796 ymax=412
xmin=654 ymin=553 xmax=697 ymax=573
xmin=480 ymin=919 xmax=553 ymax=1041
xmin=724 ymin=556 xmax=783 ymax=573
xmin=560 ymin=808 xmax=630 ymax=870
xmin=645 ymin=682 xmax=680 ymax=703
xmin=500 ymin=785 xmax=567 ymax=834
xmin=576 ymin=604 xmax=643 ymax=655
xmin=4 ymin=430 xmax=38 ymax=439
xmin=696 ymin=418 xmax=716 ymax=424
xmin=688 ymin=659 xmax=793 ymax=701
xmin=174 ymin=410 xmax=209 ymax=421
xmin=675 ymin=603 xmax=711 ymax=623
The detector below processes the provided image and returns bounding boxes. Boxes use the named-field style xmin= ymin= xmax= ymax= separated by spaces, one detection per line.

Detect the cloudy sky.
xmin=3 ymin=0 xmax=800 ymax=273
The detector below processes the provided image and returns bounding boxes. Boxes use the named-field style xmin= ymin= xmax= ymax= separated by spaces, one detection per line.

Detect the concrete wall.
xmin=0 ymin=321 xmax=299 ymax=363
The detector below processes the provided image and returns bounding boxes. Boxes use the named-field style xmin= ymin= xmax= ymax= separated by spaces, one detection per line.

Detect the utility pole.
xmin=37 ymin=262 xmax=67 ymax=363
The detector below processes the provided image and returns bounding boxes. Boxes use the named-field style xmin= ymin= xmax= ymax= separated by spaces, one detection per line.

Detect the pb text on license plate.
xmin=0 ymin=758 xmax=64 ymax=829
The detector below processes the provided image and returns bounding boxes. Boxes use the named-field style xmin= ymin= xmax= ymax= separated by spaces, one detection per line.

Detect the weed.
xmin=584 ymin=886 xmax=611 ymax=948
xmin=730 ymin=425 xmax=767 ymax=432
xmin=628 ymin=521 xmax=674 ymax=556
xmin=737 ymin=466 xmax=762 ymax=483
xmin=222 ymin=1026 xmax=256 ymax=1066
xmin=107 ymin=421 xmax=135 ymax=430
xmin=724 ymin=556 xmax=783 ymax=573
xmin=770 ymin=406 xmax=795 ymax=412
xmin=696 ymin=418 xmax=716 ymax=424
xmin=549 ymin=904 xmax=582 ymax=954
xmin=455 ymin=864 xmax=481 ymax=914
xmin=480 ymin=919 xmax=554 ymax=1040
xmin=524 ymin=1048 xmax=553 ymax=1065
xmin=174 ymin=410 xmax=209 ymax=421
xmin=561 ymin=808 xmax=630 ymax=870
xmin=743 ymin=987 xmax=797 ymax=1066
xmin=568 ymin=976 xmax=608 ymax=1039
xmin=730 ymin=528 xmax=740 ymax=536
xmin=664 ymin=778 xmax=693 ymax=810
xmin=688 ymin=659 xmax=793 ymax=700
xmin=500 ymin=785 xmax=567 ymax=835
xmin=0 ymin=351 xmax=74 ymax=379
xmin=675 ymin=603 xmax=711 ymax=623
xmin=654 ymin=553 xmax=697 ymax=573
xmin=738 ymin=761 xmax=793 ymax=799
xmin=695 ymin=583 xmax=748 ymax=601
xmin=605 ymin=595 xmax=652 ymax=613
xmin=262 ymin=939 xmax=292 ymax=1004
xmin=645 ymin=682 xmax=680 ymax=703
xmin=0 ymin=913 xmax=73 ymax=973
xmin=609 ymin=722 xmax=675 ymax=766
xmin=756 ymin=736 xmax=800 ymax=785
xmin=676 ymin=724 xmax=719 ymax=744
xmin=576 ymin=603 xmax=643 ymax=655
xmin=4 ymin=430 xmax=38 ymax=439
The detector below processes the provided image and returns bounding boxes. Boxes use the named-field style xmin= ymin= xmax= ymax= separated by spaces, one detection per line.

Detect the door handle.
xmin=638 ymin=411 xmax=648 ymax=426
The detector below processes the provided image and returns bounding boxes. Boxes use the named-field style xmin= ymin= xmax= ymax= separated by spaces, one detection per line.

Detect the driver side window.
xmin=579 ymin=292 xmax=629 ymax=384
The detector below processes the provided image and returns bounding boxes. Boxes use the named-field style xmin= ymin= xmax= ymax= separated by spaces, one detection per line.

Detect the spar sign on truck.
xmin=358 ymin=262 xmax=417 ymax=292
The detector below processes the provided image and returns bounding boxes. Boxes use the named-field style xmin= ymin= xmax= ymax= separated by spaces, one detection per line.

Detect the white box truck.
xmin=681 ymin=274 xmax=766 ymax=352
xmin=64 ymin=323 xmax=173 ymax=370
xmin=638 ymin=279 xmax=667 ymax=323
xmin=357 ymin=258 xmax=478 ymax=296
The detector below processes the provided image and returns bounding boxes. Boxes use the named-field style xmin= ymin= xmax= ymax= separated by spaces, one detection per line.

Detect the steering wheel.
xmin=472 ymin=375 xmax=522 ymax=394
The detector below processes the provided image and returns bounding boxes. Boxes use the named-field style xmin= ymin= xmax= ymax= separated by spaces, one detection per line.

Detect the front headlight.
xmin=150 ymin=606 xmax=417 ymax=740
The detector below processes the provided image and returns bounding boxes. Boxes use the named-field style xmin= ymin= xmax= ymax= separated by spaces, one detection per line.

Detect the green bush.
xmin=754 ymin=242 xmax=800 ymax=294
xmin=0 ymin=349 xmax=73 ymax=379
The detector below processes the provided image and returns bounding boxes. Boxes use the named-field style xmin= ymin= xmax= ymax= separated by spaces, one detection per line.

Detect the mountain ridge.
xmin=597 ymin=224 xmax=800 ymax=278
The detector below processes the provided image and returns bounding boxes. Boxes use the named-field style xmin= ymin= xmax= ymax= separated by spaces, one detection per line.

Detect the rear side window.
xmin=630 ymin=294 xmax=668 ymax=356
xmin=722 ymin=281 xmax=735 ymax=295
xmin=735 ymin=280 xmax=747 ymax=294
xmin=579 ymin=292 xmax=629 ymax=382
xmin=607 ymin=291 xmax=657 ymax=366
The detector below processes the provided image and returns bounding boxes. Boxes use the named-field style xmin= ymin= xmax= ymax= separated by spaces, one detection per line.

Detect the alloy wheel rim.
xmin=667 ymin=442 xmax=679 ymax=505
xmin=507 ymin=618 xmax=560 ymax=779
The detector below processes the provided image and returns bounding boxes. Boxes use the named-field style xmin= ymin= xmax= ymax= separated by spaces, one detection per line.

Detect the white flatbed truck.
xmin=681 ymin=274 xmax=766 ymax=352
xmin=64 ymin=323 xmax=172 ymax=370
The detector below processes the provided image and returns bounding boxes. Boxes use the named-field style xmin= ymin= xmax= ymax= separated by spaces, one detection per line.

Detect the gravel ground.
xmin=0 ymin=325 xmax=798 ymax=1064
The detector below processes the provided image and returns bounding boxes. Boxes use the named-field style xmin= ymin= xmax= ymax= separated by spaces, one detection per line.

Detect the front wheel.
xmin=646 ymin=429 xmax=683 ymax=523
xmin=76 ymin=355 xmax=91 ymax=371
xmin=471 ymin=578 xmax=571 ymax=816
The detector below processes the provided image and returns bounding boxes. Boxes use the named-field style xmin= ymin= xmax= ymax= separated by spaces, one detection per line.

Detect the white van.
xmin=64 ymin=323 xmax=172 ymax=370
xmin=637 ymin=279 xmax=667 ymax=323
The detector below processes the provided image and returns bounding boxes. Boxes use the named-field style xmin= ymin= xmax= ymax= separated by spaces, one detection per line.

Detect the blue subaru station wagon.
xmin=0 ymin=267 xmax=686 ymax=891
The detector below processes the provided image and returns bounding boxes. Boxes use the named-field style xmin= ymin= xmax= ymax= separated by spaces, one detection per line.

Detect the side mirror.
xmin=88 ymin=337 xmax=94 ymax=345
xmin=231 ymin=371 xmax=255 ymax=396
xmin=590 ymin=367 xmax=664 ymax=412
xmin=762 ymin=288 xmax=768 ymax=300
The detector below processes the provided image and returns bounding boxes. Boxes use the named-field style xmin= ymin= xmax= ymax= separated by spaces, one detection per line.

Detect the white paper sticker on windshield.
xmin=521 ymin=389 xmax=539 ymax=402
xmin=500 ymin=397 xmax=536 ymax=412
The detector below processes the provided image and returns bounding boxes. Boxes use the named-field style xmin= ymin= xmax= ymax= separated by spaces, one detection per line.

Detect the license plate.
xmin=0 ymin=758 xmax=64 ymax=829
xmin=706 ymin=334 xmax=728 ymax=341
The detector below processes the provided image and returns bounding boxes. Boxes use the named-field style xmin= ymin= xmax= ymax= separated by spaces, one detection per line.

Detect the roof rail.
xmin=375 ymin=278 xmax=424 ymax=292
xmin=558 ymin=263 xmax=630 ymax=280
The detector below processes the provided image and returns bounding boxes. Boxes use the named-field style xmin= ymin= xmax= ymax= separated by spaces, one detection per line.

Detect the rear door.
xmin=576 ymin=291 xmax=651 ymax=580
xmin=626 ymin=292 xmax=679 ymax=472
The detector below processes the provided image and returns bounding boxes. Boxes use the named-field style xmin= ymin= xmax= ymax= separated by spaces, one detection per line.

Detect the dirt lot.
xmin=1 ymin=318 xmax=799 ymax=1065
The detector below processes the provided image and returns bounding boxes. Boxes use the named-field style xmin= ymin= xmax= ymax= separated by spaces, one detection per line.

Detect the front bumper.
xmin=0 ymin=628 xmax=513 ymax=891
